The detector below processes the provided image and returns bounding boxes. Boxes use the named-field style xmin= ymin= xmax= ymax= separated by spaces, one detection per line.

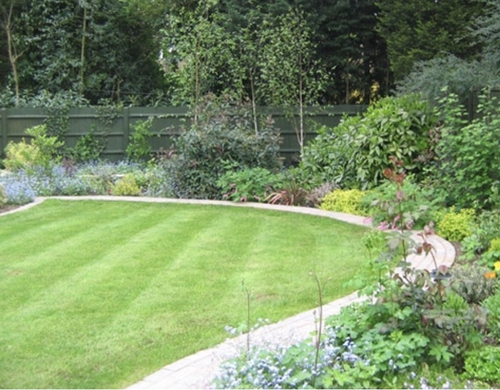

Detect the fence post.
xmin=123 ymin=106 xmax=130 ymax=159
xmin=1 ymin=108 xmax=7 ymax=154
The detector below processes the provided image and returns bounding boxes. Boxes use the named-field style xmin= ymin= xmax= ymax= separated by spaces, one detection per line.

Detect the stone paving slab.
xmin=2 ymin=196 xmax=455 ymax=389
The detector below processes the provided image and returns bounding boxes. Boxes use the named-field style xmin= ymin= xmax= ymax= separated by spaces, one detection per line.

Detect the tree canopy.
xmin=0 ymin=0 xmax=492 ymax=107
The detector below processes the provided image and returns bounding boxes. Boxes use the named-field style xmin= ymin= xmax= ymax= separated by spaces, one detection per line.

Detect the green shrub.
xmin=364 ymin=177 xmax=439 ymax=230
xmin=489 ymin=237 xmax=500 ymax=252
xmin=4 ymin=125 xmax=63 ymax=172
xmin=299 ymin=117 xmax=360 ymax=188
xmin=435 ymin=207 xmax=476 ymax=242
xmin=320 ymin=189 xmax=368 ymax=215
xmin=432 ymin=90 xmax=500 ymax=209
xmin=464 ymin=346 xmax=500 ymax=386
xmin=299 ymin=94 xmax=438 ymax=189
xmin=3 ymin=141 xmax=35 ymax=171
xmin=217 ymin=166 xmax=284 ymax=202
xmin=70 ymin=129 xmax=105 ymax=163
xmin=451 ymin=265 xmax=498 ymax=304
xmin=482 ymin=290 xmax=500 ymax=342
xmin=461 ymin=210 xmax=500 ymax=261
xmin=111 ymin=174 xmax=141 ymax=196
xmin=127 ymin=117 xmax=153 ymax=162
xmin=166 ymin=97 xmax=281 ymax=199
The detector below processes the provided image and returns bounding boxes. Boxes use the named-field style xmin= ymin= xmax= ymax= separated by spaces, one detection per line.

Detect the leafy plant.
xmin=265 ymin=173 xmax=310 ymax=206
xmin=70 ymin=129 xmax=106 ymax=163
xmin=451 ymin=265 xmax=498 ymax=304
xmin=364 ymin=176 xmax=440 ymax=230
xmin=3 ymin=141 xmax=34 ymax=172
xmin=4 ymin=125 xmax=63 ymax=173
xmin=111 ymin=174 xmax=141 ymax=196
xmin=460 ymin=209 xmax=500 ymax=261
xmin=432 ymin=89 xmax=500 ymax=209
xmin=126 ymin=117 xmax=153 ymax=162
xmin=319 ymin=189 xmax=368 ymax=215
xmin=482 ymin=289 xmax=500 ymax=342
xmin=299 ymin=94 xmax=438 ymax=189
xmin=434 ymin=207 xmax=476 ymax=242
xmin=165 ymin=95 xmax=281 ymax=199
xmin=464 ymin=346 xmax=500 ymax=386
xmin=217 ymin=166 xmax=283 ymax=202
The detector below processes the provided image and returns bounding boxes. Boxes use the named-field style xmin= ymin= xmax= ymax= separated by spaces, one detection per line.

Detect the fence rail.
xmin=0 ymin=106 xmax=367 ymax=163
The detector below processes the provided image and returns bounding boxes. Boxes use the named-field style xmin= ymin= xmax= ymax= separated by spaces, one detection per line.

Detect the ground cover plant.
xmin=0 ymin=199 xmax=368 ymax=389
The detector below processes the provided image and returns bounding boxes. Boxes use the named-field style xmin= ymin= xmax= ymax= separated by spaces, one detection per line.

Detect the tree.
xmin=0 ymin=0 xmax=163 ymax=105
xmin=376 ymin=0 xmax=484 ymax=81
xmin=396 ymin=0 xmax=500 ymax=105
xmin=160 ymin=1 xmax=242 ymax=114
xmin=472 ymin=0 xmax=500 ymax=55
xmin=0 ymin=0 xmax=27 ymax=105
xmin=217 ymin=0 xmax=390 ymax=104
xmin=298 ymin=0 xmax=390 ymax=104
xmin=259 ymin=10 xmax=327 ymax=154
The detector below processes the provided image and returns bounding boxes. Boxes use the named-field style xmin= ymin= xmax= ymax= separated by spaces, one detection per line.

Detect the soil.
xmin=0 ymin=204 xmax=22 ymax=215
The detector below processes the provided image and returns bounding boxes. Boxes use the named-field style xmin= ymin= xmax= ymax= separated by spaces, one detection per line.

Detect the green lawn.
xmin=0 ymin=199 xmax=369 ymax=388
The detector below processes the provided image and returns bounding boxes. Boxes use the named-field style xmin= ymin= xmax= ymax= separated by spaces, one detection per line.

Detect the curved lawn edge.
xmin=27 ymin=195 xmax=371 ymax=226
xmin=4 ymin=196 xmax=455 ymax=271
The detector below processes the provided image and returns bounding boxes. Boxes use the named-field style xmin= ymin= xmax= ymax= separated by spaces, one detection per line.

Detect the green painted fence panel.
xmin=0 ymin=106 xmax=367 ymax=163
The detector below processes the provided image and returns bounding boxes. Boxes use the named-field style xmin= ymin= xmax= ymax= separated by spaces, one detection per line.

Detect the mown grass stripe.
xmin=0 ymin=200 xmax=368 ymax=389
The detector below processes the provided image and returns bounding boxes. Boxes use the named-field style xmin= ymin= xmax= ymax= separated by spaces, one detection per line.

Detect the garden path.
xmin=4 ymin=196 xmax=456 ymax=389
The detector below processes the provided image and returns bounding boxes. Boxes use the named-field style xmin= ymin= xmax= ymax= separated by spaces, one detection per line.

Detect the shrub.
xmin=320 ymin=189 xmax=368 ymax=215
xmin=299 ymin=118 xmax=360 ymax=188
xmin=165 ymin=96 xmax=281 ymax=199
xmin=126 ymin=117 xmax=153 ymax=162
xmin=4 ymin=125 xmax=63 ymax=173
xmin=69 ymin=129 xmax=106 ymax=163
xmin=364 ymin=176 xmax=440 ymax=230
xmin=299 ymin=94 xmax=438 ymax=189
xmin=111 ymin=174 xmax=141 ymax=196
xmin=141 ymin=163 xmax=174 ymax=198
xmin=434 ymin=207 xmax=476 ymax=242
xmin=482 ymin=290 xmax=500 ymax=342
xmin=3 ymin=141 xmax=35 ymax=172
xmin=432 ymin=90 xmax=500 ymax=209
xmin=217 ymin=166 xmax=283 ymax=202
xmin=460 ymin=209 xmax=500 ymax=261
xmin=450 ymin=265 xmax=498 ymax=304
xmin=464 ymin=346 xmax=500 ymax=386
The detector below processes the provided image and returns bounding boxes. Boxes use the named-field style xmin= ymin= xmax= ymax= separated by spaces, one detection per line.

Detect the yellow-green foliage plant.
xmin=435 ymin=207 xmax=475 ymax=242
xmin=4 ymin=141 xmax=37 ymax=171
xmin=111 ymin=174 xmax=141 ymax=196
xmin=320 ymin=189 xmax=368 ymax=215
xmin=4 ymin=125 xmax=63 ymax=172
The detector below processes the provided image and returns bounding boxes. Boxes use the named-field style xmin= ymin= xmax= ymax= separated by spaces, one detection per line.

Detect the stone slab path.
xmin=3 ymin=196 xmax=456 ymax=389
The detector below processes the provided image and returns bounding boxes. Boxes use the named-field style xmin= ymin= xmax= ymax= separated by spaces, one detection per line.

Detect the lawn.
xmin=0 ymin=199 xmax=369 ymax=388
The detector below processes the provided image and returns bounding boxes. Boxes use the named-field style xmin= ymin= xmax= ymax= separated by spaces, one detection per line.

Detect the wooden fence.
xmin=0 ymin=106 xmax=367 ymax=163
